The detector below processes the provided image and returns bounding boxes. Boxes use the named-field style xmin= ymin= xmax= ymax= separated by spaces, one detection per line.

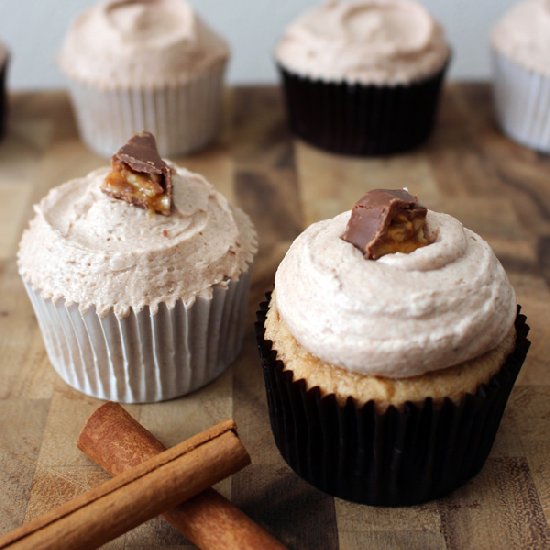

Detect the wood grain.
xmin=0 ymin=84 xmax=549 ymax=548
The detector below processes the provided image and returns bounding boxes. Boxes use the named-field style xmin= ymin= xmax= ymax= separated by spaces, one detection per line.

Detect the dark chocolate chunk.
xmin=114 ymin=131 xmax=172 ymax=196
xmin=102 ymin=132 xmax=174 ymax=215
xmin=342 ymin=189 xmax=428 ymax=260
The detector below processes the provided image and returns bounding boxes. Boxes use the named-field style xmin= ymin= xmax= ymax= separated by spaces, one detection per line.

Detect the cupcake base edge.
xmin=65 ymin=62 xmax=227 ymax=158
xmin=24 ymin=268 xmax=250 ymax=403
xmin=255 ymin=293 xmax=530 ymax=506
xmin=492 ymin=50 xmax=550 ymax=153
xmin=277 ymin=61 xmax=450 ymax=157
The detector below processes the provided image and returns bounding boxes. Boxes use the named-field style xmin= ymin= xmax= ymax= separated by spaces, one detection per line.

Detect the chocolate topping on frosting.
xmin=342 ymin=189 xmax=428 ymax=259
xmin=102 ymin=132 xmax=173 ymax=215
xmin=116 ymin=132 xmax=171 ymax=180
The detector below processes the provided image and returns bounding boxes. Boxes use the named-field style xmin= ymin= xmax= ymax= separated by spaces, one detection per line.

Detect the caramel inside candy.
xmin=342 ymin=189 xmax=429 ymax=260
xmin=102 ymin=132 xmax=173 ymax=216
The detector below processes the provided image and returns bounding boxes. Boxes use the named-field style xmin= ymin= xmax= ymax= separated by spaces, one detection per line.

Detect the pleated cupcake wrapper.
xmin=492 ymin=51 xmax=550 ymax=153
xmin=25 ymin=269 xmax=250 ymax=403
xmin=278 ymin=62 xmax=448 ymax=156
xmin=255 ymin=295 xmax=530 ymax=506
xmin=66 ymin=63 xmax=226 ymax=158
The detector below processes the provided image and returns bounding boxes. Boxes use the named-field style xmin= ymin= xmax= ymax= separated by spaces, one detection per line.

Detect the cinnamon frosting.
xmin=18 ymin=166 xmax=256 ymax=318
xmin=273 ymin=210 xmax=516 ymax=378
xmin=275 ymin=0 xmax=450 ymax=85
xmin=492 ymin=0 xmax=550 ymax=75
xmin=58 ymin=0 xmax=229 ymax=88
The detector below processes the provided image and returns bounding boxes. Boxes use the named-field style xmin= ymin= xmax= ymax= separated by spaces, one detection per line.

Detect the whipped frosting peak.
xmin=59 ymin=0 xmax=229 ymax=87
xmin=103 ymin=0 xmax=194 ymax=44
xmin=276 ymin=0 xmax=450 ymax=85
xmin=295 ymin=0 xmax=433 ymax=53
xmin=18 ymin=166 xmax=256 ymax=317
xmin=492 ymin=0 xmax=550 ymax=76
xmin=274 ymin=210 xmax=516 ymax=378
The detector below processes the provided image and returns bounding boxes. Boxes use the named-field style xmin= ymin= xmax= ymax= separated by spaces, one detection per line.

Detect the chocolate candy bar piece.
xmin=102 ymin=132 xmax=173 ymax=216
xmin=342 ymin=189 xmax=428 ymax=260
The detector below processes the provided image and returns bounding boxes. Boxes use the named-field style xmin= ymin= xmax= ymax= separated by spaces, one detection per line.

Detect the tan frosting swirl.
xmin=275 ymin=0 xmax=450 ymax=85
xmin=59 ymin=0 xmax=229 ymax=87
xmin=18 ymin=166 xmax=256 ymax=318
xmin=492 ymin=0 xmax=550 ymax=75
xmin=274 ymin=210 xmax=516 ymax=378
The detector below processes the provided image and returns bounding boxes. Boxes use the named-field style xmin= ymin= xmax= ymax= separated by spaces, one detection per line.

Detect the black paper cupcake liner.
xmin=278 ymin=62 xmax=449 ymax=156
xmin=255 ymin=295 xmax=530 ymax=506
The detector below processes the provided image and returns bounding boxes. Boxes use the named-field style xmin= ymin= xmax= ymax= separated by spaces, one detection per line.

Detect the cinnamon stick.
xmin=78 ymin=402 xmax=285 ymax=550
xmin=0 ymin=420 xmax=249 ymax=550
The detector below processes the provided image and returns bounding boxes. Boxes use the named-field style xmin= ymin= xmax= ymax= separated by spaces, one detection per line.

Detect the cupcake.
xmin=275 ymin=0 xmax=451 ymax=156
xmin=58 ymin=0 xmax=229 ymax=157
xmin=19 ymin=132 xmax=256 ymax=403
xmin=256 ymin=189 xmax=529 ymax=506
xmin=491 ymin=0 xmax=550 ymax=152
xmin=0 ymin=40 xmax=9 ymax=140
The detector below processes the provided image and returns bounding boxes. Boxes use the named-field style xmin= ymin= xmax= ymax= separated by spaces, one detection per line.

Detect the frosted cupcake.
xmin=19 ymin=132 xmax=256 ymax=403
xmin=256 ymin=189 xmax=529 ymax=505
xmin=59 ymin=0 xmax=229 ymax=157
xmin=275 ymin=0 xmax=451 ymax=155
xmin=491 ymin=0 xmax=550 ymax=152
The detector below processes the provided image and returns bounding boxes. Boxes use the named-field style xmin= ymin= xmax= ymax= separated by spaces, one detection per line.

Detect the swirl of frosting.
xmin=59 ymin=0 xmax=229 ymax=87
xmin=18 ymin=166 xmax=256 ymax=317
xmin=275 ymin=0 xmax=450 ymax=85
xmin=274 ymin=210 xmax=516 ymax=378
xmin=492 ymin=0 xmax=550 ymax=76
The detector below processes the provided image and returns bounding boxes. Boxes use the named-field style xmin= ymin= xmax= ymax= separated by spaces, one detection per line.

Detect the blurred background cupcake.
xmin=491 ymin=0 xmax=550 ymax=153
xmin=18 ymin=132 xmax=256 ymax=403
xmin=275 ymin=0 xmax=451 ymax=156
xmin=58 ymin=0 xmax=229 ymax=157
xmin=256 ymin=189 xmax=529 ymax=505
xmin=0 ymin=39 xmax=9 ymax=140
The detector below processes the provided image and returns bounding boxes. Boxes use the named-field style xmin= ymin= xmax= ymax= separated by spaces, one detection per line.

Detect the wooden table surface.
xmin=1 ymin=84 xmax=549 ymax=549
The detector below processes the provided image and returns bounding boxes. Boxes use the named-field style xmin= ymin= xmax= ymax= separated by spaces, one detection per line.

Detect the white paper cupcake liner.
xmin=24 ymin=269 xmax=250 ymax=403
xmin=66 ymin=63 xmax=226 ymax=157
xmin=492 ymin=51 xmax=550 ymax=153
